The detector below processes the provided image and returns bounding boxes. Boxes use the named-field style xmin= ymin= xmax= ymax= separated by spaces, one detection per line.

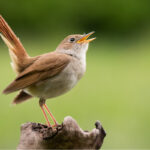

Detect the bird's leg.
xmin=44 ymin=104 xmax=58 ymax=127
xmin=39 ymin=98 xmax=51 ymax=127
xmin=40 ymin=106 xmax=51 ymax=127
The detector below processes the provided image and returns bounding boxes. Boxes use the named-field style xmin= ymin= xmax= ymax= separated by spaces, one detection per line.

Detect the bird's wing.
xmin=3 ymin=52 xmax=71 ymax=94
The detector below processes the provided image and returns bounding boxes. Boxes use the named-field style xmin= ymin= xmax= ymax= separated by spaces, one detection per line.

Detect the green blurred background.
xmin=0 ymin=0 xmax=150 ymax=149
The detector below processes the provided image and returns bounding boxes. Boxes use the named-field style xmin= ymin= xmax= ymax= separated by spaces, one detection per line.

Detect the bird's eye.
xmin=70 ymin=38 xmax=75 ymax=42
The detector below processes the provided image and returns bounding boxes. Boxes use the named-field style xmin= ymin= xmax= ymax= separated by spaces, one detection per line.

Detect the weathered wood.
xmin=17 ymin=116 xmax=106 ymax=149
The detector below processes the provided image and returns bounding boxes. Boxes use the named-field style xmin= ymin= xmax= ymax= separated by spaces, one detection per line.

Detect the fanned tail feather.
xmin=0 ymin=15 xmax=29 ymax=73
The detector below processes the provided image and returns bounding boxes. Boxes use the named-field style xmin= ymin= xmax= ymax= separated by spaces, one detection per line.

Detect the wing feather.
xmin=3 ymin=52 xmax=71 ymax=94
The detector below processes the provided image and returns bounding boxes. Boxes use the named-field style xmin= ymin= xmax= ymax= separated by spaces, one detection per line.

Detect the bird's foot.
xmin=46 ymin=122 xmax=58 ymax=128
xmin=52 ymin=122 xmax=59 ymax=128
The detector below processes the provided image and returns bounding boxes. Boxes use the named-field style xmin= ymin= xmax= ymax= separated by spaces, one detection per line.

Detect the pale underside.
xmin=24 ymin=58 xmax=85 ymax=99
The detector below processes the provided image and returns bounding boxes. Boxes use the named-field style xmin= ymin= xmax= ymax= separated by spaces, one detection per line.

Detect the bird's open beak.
xmin=77 ymin=31 xmax=96 ymax=43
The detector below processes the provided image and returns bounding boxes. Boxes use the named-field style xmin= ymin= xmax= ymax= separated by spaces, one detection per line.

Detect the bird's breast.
xmin=25 ymin=58 xmax=86 ymax=99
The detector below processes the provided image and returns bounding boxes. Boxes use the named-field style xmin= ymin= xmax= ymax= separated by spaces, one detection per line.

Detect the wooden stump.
xmin=17 ymin=116 xmax=106 ymax=149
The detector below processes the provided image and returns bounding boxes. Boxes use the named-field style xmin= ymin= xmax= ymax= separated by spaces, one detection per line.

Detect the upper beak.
xmin=77 ymin=31 xmax=96 ymax=44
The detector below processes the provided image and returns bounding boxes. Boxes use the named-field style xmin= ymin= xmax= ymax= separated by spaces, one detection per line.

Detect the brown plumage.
xmin=0 ymin=15 xmax=33 ymax=73
xmin=3 ymin=53 xmax=71 ymax=94
xmin=0 ymin=15 xmax=37 ymax=103
xmin=0 ymin=15 xmax=70 ymax=101
xmin=0 ymin=15 xmax=95 ymax=127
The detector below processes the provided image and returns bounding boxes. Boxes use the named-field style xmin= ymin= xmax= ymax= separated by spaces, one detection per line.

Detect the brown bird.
xmin=0 ymin=15 xmax=95 ymax=127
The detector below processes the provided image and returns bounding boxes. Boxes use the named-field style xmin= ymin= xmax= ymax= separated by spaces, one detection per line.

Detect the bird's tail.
xmin=12 ymin=90 xmax=32 ymax=104
xmin=0 ymin=15 xmax=30 ymax=73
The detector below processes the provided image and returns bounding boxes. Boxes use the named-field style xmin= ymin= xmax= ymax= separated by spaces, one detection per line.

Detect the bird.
xmin=0 ymin=15 xmax=95 ymax=127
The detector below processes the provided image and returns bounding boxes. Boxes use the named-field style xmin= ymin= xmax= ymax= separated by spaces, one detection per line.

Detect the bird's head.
xmin=56 ymin=31 xmax=96 ymax=58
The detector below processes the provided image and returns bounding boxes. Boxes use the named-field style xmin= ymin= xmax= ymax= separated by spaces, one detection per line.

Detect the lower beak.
xmin=77 ymin=31 xmax=96 ymax=43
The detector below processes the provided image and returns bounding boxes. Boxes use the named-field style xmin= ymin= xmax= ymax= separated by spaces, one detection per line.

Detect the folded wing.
xmin=3 ymin=52 xmax=71 ymax=94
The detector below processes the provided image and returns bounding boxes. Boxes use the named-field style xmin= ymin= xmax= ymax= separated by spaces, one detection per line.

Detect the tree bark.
xmin=17 ymin=116 xmax=106 ymax=149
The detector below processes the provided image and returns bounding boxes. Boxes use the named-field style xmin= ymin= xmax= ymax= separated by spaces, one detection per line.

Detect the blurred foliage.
xmin=0 ymin=0 xmax=150 ymax=149
xmin=0 ymin=0 xmax=150 ymax=36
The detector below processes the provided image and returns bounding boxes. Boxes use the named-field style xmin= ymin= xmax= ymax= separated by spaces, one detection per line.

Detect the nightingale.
xmin=0 ymin=15 xmax=95 ymax=127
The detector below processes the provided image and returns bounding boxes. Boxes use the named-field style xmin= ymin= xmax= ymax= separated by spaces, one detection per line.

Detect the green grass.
xmin=0 ymin=37 xmax=150 ymax=149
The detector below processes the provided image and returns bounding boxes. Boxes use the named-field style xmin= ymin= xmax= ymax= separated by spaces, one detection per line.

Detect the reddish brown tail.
xmin=0 ymin=15 xmax=30 ymax=73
